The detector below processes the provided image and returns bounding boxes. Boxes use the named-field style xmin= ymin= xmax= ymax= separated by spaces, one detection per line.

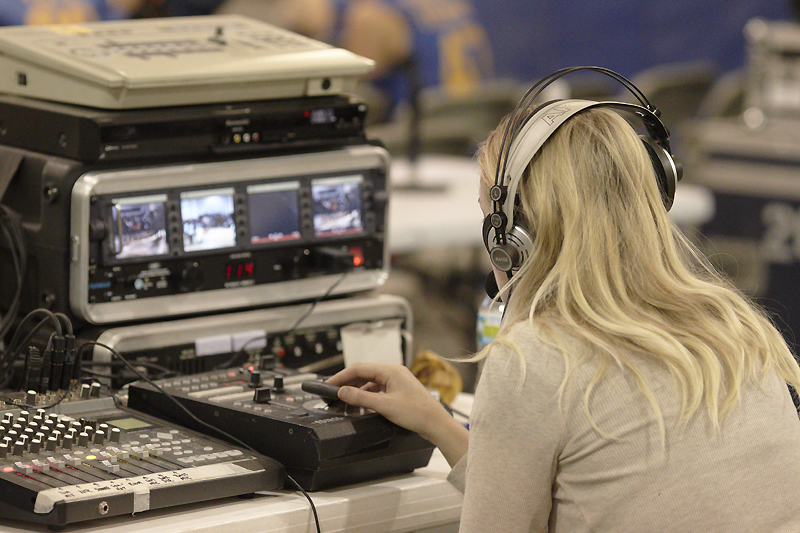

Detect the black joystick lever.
xmin=301 ymin=381 xmax=342 ymax=404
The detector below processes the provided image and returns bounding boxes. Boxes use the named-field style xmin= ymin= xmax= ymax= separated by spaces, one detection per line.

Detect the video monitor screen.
xmin=180 ymin=188 xmax=237 ymax=252
xmin=111 ymin=194 xmax=169 ymax=260
xmin=247 ymin=182 xmax=301 ymax=244
xmin=311 ymin=175 xmax=364 ymax=237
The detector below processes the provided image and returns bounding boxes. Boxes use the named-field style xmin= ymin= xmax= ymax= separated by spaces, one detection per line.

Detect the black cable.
xmin=0 ymin=312 xmax=63 ymax=386
xmin=213 ymin=271 xmax=349 ymax=372
xmin=54 ymin=312 xmax=74 ymax=336
xmin=212 ymin=334 xmax=266 ymax=371
xmin=0 ymin=205 xmax=26 ymax=341
xmin=81 ymin=340 xmax=323 ymax=533
xmin=3 ymin=309 xmax=63 ymax=353
xmin=80 ymin=360 xmax=177 ymax=377
xmin=4 ymin=375 xmax=84 ymax=411
xmin=288 ymin=272 xmax=349 ymax=333
xmin=285 ymin=475 xmax=321 ymax=530
xmin=1 ymin=317 xmax=55 ymax=375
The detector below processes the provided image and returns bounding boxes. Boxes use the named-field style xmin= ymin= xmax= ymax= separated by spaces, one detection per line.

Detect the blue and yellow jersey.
xmin=0 ymin=0 xmax=124 ymax=26
xmin=333 ymin=0 xmax=494 ymax=115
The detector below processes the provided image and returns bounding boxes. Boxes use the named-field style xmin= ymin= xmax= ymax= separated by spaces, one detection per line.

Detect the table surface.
xmin=388 ymin=155 xmax=716 ymax=253
xmin=0 ymin=450 xmax=461 ymax=533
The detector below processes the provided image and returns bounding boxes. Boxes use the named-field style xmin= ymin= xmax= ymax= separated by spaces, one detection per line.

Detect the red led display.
xmin=226 ymin=261 xmax=255 ymax=280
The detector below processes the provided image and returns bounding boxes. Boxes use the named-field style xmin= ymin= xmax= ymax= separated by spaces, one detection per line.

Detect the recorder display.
xmin=247 ymin=182 xmax=302 ymax=244
xmin=180 ymin=188 xmax=237 ymax=252
xmin=312 ymin=175 xmax=364 ymax=237
xmin=111 ymin=195 xmax=169 ymax=259
xmin=50 ymin=145 xmax=392 ymax=325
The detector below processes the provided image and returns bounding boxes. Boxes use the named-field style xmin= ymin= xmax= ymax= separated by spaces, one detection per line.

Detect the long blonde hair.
xmin=477 ymin=107 xmax=800 ymax=432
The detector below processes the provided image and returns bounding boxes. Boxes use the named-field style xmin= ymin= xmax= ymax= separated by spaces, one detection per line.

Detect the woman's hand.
xmin=327 ymin=363 xmax=469 ymax=466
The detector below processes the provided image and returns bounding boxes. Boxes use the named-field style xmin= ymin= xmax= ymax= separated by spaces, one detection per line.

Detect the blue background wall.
xmin=471 ymin=0 xmax=793 ymax=80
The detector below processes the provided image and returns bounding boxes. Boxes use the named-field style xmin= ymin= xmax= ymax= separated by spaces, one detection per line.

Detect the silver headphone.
xmin=482 ymin=67 xmax=682 ymax=274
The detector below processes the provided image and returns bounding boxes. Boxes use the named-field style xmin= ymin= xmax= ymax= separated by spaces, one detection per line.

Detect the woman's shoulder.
xmin=497 ymin=319 xmax=587 ymax=361
xmin=484 ymin=319 xmax=582 ymax=384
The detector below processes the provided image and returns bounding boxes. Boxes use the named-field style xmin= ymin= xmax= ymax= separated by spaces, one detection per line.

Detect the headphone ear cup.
xmin=640 ymin=136 xmax=680 ymax=211
xmin=485 ymin=223 xmax=535 ymax=273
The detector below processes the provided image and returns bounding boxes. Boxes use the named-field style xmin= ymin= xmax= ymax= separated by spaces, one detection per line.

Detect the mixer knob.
xmin=78 ymin=432 xmax=89 ymax=447
xmin=179 ymin=262 xmax=204 ymax=292
xmin=253 ymin=387 xmax=271 ymax=404
xmin=0 ymin=444 xmax=7 ymax=459
xmin=46 ymin=437 xmax=57 ymax=452
xmin=15 ymin=417 xmax=27 ymax=428
xmin=7 ymin=430 xmax=19 ymax=442
xmin=109 ymin=428 xmax=121 ymax=443
xmin=80 ymin=384 xmax=91 ymax=399
xmin=83 ymin=426 xmax=95 ymax=438
xmin=259 ymin=354 xmax=276 ymax=370
xmin=90 ymin=383 xmax=101 ymax=398
xmin=273 ymin=376 xmax=285 ymax=393
xmin=19 ymin=411 xmax=30 ymax=422
xmin=25 ymin=390 xmax=37 ymax=405
xmin=29 ymin=439 xmax=41 ymax=454
xmin=93 ymin=431 xmax=105 ymax=445
xmin=249 ymin=370 xmax=262 ymax=388
xmin=13 ymin=441 xmax=24 ymax=456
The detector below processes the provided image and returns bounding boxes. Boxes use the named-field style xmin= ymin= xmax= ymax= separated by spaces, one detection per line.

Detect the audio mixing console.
xmin=0 ymin=396 xmax=283 ymax=529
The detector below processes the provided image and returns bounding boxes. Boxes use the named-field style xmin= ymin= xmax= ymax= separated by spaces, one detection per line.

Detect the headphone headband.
xmin=497 ymin=99 xmax=671 ymax=237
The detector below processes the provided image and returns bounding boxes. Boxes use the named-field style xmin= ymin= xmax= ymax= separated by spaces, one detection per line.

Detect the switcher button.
xmin=188 ymin=386 xmax=242 ymax=399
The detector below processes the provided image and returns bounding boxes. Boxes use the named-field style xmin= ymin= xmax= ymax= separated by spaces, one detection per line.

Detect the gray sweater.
xmin=447 ymin=321 xmax=800 ymax=532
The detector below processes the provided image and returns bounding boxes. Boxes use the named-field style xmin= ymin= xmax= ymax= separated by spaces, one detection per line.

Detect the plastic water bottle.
xmin=476 ymin=296 xmax=503 ymax=351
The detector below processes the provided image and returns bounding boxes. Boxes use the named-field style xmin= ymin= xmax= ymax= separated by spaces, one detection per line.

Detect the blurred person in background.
xmin=0 ymin=0 xmax=224 ymax=26
xmin=0 ymin=0 xmax=125 ymax=24
xmin=215 ymin=0 xmax=495 ymax=122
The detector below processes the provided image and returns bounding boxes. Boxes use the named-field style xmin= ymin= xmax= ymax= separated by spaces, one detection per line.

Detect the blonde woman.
xmin=328 ymin=103 xmax=800 ymax=532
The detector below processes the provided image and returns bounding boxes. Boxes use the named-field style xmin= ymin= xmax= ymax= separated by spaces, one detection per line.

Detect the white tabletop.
xmin=0 ymin=450 xmax=462 ymax=533
xmin=388 ymin=155 xmax=716 ymax=253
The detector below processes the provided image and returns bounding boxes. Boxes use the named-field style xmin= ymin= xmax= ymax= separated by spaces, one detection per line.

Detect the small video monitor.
xmin=111 ymin=194 xmax=169 ymax=260
xmin=311 ymin=174 xmax=364 ymax=237
xmin=180 ymin=188 xmax=237 ymax=252
xmin=247 ymin=181 xmax=301 ymax=244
